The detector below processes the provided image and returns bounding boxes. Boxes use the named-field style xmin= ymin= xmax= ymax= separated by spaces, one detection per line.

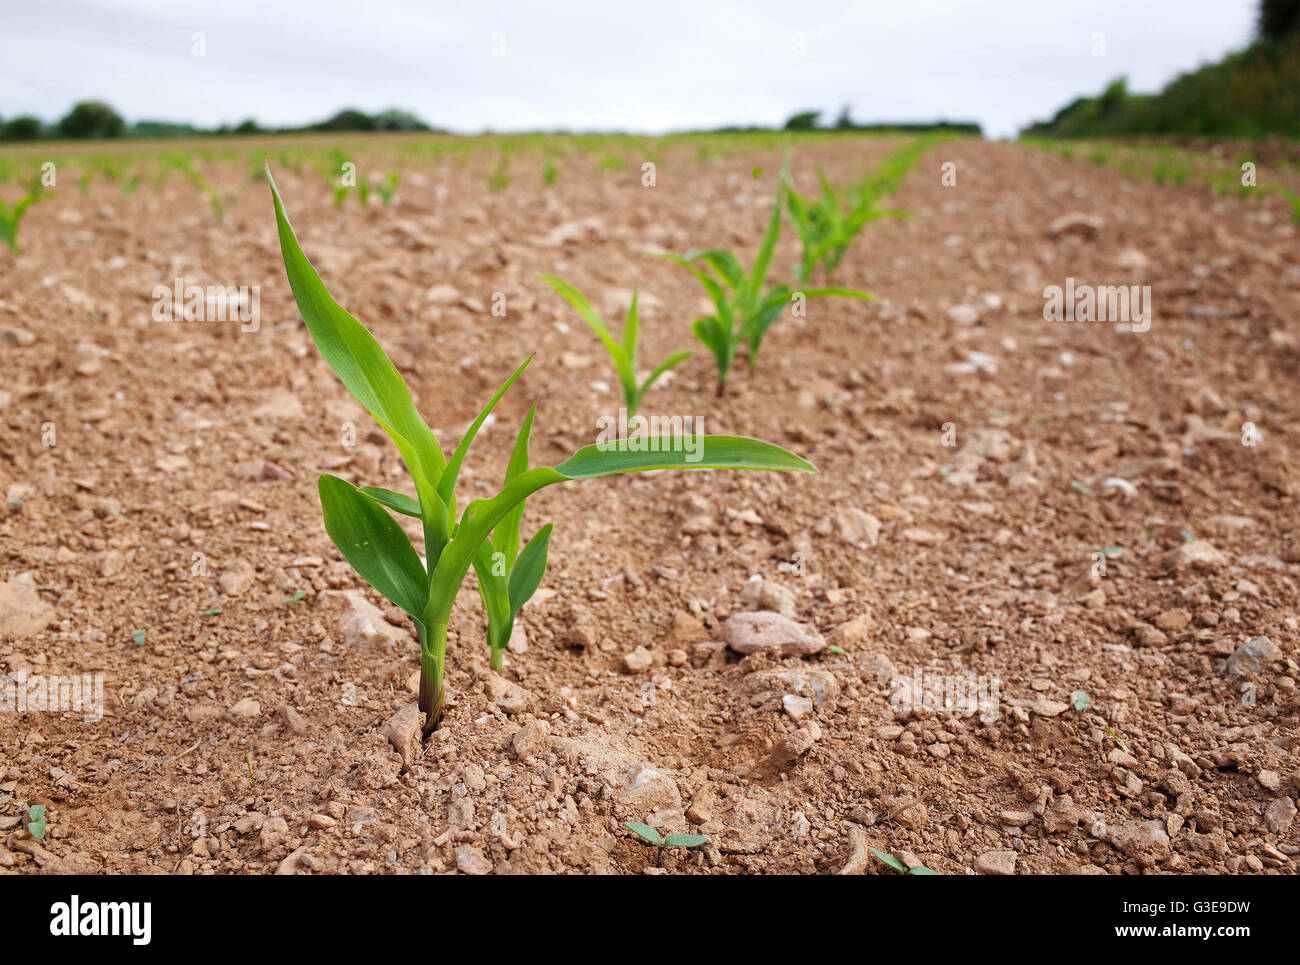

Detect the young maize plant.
xmin=375 ymin=172 xmax=400 ymax=206
xmin=267 ymin=165 xmax=815 ymax=737
xmin=1282 ymin=187 xmax=1300 ymax=225
xmin=662 ymin=182 xmax=873 ymax=396
xmin=784 ymin=166 xmax=905 ymax=283
xmin=0 ymin=183 xmax=45 ymax=254
xmin=540 ymin=275 xmax=692 ymax=419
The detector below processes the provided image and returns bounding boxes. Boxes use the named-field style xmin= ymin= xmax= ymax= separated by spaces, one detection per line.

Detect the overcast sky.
xmin=1 ymin=0 xmax=1259 ymax=139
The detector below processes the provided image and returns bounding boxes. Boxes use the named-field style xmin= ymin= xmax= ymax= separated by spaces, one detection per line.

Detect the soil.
xmin=1 ymin=137 xmax=1297 ymax=875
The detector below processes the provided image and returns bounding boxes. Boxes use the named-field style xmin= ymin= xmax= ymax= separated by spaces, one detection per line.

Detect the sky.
xmin=1 ymin=0 xmax=1260 ymax=139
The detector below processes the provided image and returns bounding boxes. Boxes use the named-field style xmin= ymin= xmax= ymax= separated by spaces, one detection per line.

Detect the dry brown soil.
xmin=1 ymin=137 xmax=1297 ymax=874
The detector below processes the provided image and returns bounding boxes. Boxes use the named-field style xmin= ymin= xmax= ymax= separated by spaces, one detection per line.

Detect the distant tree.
xmin=1 ymin=115 xmax=43 ymax=141
xmin=783 ymin=110 xmax=821 ymax=130
xmin=834 ymin=104 xmax=855 ymax=129
xmin=235 ymin=118 xmax=261 ymax=134
xmin=57 ymin=101 xmax=126 ymax=139
xmin=372 ymin=109 xmax=431 ymax=131
xmin=130 ymin=120 xmax=200 ymax=138
xmin=1097 ymin=77 xmax=1129 ymax=115
xmin=1258 ymin=0 xmax=1300 ymax=41
xmin=316 ymin=109 xmax=375 ymax=131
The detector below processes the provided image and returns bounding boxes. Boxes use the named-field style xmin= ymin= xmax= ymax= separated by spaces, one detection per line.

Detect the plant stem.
xmin=419 ymin=622 xmax=447 ymax=737
xmin=490 ymin=647 xmax=504 ymax=673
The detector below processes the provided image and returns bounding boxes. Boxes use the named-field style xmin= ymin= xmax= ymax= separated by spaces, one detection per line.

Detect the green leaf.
xmin=662 ymin=833 xmax=708 ymax=848
xmin=624 ymin=821 xmax=661 ymax=845
xmin=424 ymin=437 xmax=815 ymax=626
xmin=279 ymin=589 xmax=308 ymax=606
xmin=639 ymin=349 xmax=694 ymax=400
xmin=744 ymin=184 xmax=784 ymax=305
xmin=908 ymin=865 xmax=940 ymax=875
xmin=319 ymin=474 xmax=428 ymax=619
xmin=437 ymin=356 xmax=533 ymax=509
xmin=132 ymin=629 xmax=146 ymax=647
xmin=266 ymin=166 xmax=448 ymax=550
xmin=622 ymin=290 xmax=640 ymax=368
xmin=869 ymin=847 xmax=908 ymax=874
xmin=800 ymin=286 xmax=877 ymax=302
xmin=657 ymin=254 xmax=730 ymax=315
xmin=683 ymin=249 xmax=744 ymax=290
xmin=508 ymin=524 xmax=553 ymax=613
xmin=1073 ymin=691 xmax=1092 ymax=712
xmin=540 ymin=275 xmax=636 ymax=403
xmin=360 ymin=486 xmax=423 ymax=519
xmin=27 ymin=805 xmax=46 ymax=840
xmin=492 ymin=404 xmax=537 ymax=568
xmin=554 ymin=435 xmax=816 ymax=477
xmin=690 ymin=315 xmax=736 ymax=382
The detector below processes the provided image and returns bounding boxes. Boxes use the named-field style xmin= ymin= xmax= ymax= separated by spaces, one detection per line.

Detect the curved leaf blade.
xmin=319 ymin=474 xmax=428 ymax=619
xmin=555 ymin=435 xmax=816 ymax=477
xmin=437 ymin=355 xmax=532 ymax=507
xmin=508 ymin=523 xmax=552 ymax=613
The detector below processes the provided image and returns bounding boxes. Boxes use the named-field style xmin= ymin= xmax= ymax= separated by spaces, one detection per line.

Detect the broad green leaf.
xmin=624 ymin=821 xmax=661 ymax=845
xmin=319 ymin=474 xmax=428 ymax=619
xmin=425 ymin=436 xmax=815 ymax=625
xmin=508 ymin=523 xmax=552 ymax=613
xmin=266 ymin=167 xmax=448 ymax=552
xmin=662 ymin=834 xmax=708 ymax=848
xmin=682 ymin=249 xmax=744 ymax=290
xmin=554 ymin=435 xmax=815 ymax=477
xmin=869 ymin=848 xmax=908 ymax=874
xmin=361 ymin=486 xmax=423 ymax=518
xmin=801 ymin=286 xmax=877 ymax=302
xmin=909 ymin=865 xmax=940 ymax=875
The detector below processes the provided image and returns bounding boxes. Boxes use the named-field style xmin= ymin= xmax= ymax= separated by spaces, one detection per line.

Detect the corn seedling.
xmin=870 ymin=848 xmax=938 ymax=875
xmin=662 ymin=183 xmax=872 ymax=395
xmin=487 ymin=148 xmax=511 ymax=191
xmin=542 ymin=159 xmax=558 ymax=187
xmin=267 ymin=165 xmax=815 ymax=736
xmin=375 ymin=172 xmax=400 ymax=205
xmin=0 ymin=184 xmax=45 ymax=253
xmin=1282 ymin=188 xmax=1300 ymax=224
xmin=183 ymin=163 xmax=223 ymax=222
xmin=540 ymin=275 xmax=692 ymax=418
xmin=784 ymin=166 xmax=905 ymax=283
xmin=624 ymin=822 xmax=707 ymax=850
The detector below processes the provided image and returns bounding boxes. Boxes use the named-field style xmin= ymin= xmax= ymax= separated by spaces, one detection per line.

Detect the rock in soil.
xmin=723 ymin=611 xmax=825 ymax=657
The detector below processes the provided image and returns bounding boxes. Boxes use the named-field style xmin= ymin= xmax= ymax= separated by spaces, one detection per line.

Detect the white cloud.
xmin=1 ymin=0 xmax=1260 ymax=137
